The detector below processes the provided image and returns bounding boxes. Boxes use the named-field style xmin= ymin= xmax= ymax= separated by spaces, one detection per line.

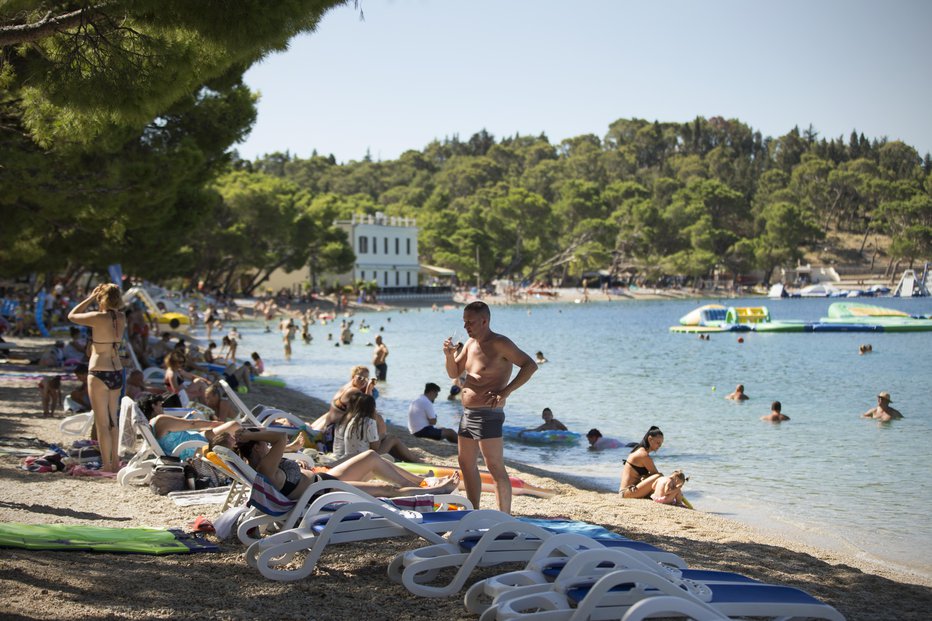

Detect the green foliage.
xmin=2 ymin=0 xmax=929 ymax=290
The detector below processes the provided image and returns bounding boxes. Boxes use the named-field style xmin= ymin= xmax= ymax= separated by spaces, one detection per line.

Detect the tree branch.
xmin=0 ymin=7 xmax=108 ymax=47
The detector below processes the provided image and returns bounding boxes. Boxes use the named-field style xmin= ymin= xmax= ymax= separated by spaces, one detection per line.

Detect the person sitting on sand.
xmin=137 ymin=393 xmax=242 ymax=461
xmin=861 ymin=391 xmax=903 ymax=421
xmin=520 ymin=408 xmax=567 ymax=436
xmin=586 ymin=428 xmax=624 ymax=450
xmin=761 ymin=400 xmax=790 ymax=422
xmin=38 ymin=375 xmax=62 ymax=417
xmin=333 ymin=392 xmax=419 ymax=462
xmin=408 ymin=383 xmax=458 ymax=443
xmin=66 ymin=364 xmax=91 ymax=412
xmin=725 ymin=384 xmax=749 ymax=401
xmin=619 ymin=426 xmax=664 ymax=498
xmin=250 ymin=351 xmax=265 ymax=375
xmin=210 ymin=428 xmax=459 ymax=501
xmin=651 ymin=470 xmax=691 ymax=508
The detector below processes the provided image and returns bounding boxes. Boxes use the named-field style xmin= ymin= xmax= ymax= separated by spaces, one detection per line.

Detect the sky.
xmin=236 ymin=0 xmax=932 ymax=164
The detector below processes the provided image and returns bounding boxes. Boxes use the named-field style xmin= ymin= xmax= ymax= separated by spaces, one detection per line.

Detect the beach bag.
xmin=149 ymin=457 xmax=185 ymax=495
xmin=67 ymin=446 xmax=101 ymax=465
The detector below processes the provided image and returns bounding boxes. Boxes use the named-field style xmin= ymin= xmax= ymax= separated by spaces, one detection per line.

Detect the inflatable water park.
xmin=122 ymin=286 xmax=191 ymax=334
xmin=670 ymin=302 xmax=932 ymax=333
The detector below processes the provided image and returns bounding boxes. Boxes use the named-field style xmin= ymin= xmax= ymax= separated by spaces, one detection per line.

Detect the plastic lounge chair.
xmin=142 ymin=366 xmax=165 ymax=383
xmin=482 ymin=559 xmax=844 ymax=621
xmin=465 ymin=533 xmax=758 ymax=615
xmin=59 ymin=410 xmax=94 ymax=436
xmin=116 ymin=397 xmax=205 ymax=486
xmin=247 ymin=504 xmax=503 ymax=582
xmin=204 ymin=445 xmax=323 ymax=544
xmin=389 ymin=518 xmax=687 ymax=599
xmin=218 ymin=379 xmax=261 ymax=425
xmin=252 ymin=404 xmax=308 ymax=429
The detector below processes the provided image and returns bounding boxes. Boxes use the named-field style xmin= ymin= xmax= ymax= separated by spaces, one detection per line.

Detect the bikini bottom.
xmin=88 ymin=369 xmax=124 ymax=390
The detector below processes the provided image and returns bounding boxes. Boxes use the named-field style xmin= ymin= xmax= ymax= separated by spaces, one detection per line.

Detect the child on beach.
xmin=651 ymin=470 xmax=690 ymax=508
xmin=38 ymin=375 xmax=62 ymax=417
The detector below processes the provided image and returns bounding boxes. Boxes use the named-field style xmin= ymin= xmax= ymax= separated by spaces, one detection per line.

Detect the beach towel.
xmin=247 ymin=472 xmax=297 ymax=516
xmin=383 ymin=494 xmax=439 ymax=512
xmin=168 ymin=487 xmax=231 ymax=507
xmin=516 ymin=517 xmax=627 ymax=540
xmin=0 ymin=523 xmax=218 ymax=554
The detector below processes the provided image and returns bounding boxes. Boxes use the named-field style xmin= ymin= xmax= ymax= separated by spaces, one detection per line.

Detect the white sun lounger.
xmin=483 ymin=556 xmax=844 ymax=621
xmin=245 ymin=502 xmax=499 ymax=582
xmin=116 ymin=396 xmax=206 ymax=486
xmin=389 ymin=518 xmax=686 ymax=599
xmin=464 ymin=533 xmax=758 ymax=615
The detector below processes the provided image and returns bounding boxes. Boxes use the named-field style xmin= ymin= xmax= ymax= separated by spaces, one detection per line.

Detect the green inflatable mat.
xmin=0 ymin=523 xmax=218 ymax=555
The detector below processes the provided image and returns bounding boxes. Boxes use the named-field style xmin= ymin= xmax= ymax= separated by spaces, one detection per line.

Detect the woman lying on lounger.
xmin=619 ymin=426 xmax=665 ymax=499
xmin=209 ymin=428 xmax=458 ymax=500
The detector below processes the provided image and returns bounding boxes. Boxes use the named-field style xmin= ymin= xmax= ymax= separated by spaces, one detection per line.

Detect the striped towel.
xmin=382 ymin=494 xmax=437 ymax=512
xmin=247 ymin=473 xmax=297 ymax=516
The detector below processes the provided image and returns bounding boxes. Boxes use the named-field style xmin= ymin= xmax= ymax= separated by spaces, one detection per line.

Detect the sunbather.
xmin=309 ymin=365 xmax=376 ymax=433
xmin=137 ymin=392 xmax=241 ymax=460
xmin=210 ymin=428 xmax=458 ymax=500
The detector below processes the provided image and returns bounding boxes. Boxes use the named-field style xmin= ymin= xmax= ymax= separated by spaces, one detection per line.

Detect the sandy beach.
xmin=1 ymin=335 xmax=930 ymax=620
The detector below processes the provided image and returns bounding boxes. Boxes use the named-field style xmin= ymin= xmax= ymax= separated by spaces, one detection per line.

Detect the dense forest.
xmin=240 ymin=121 xmax=932 ymax=290
xmin=2 ymin=3 xmax=930 ymax=294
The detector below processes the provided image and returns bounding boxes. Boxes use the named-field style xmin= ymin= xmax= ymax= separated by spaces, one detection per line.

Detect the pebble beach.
xmin=1 ymin=335 xmax=930 ymax=620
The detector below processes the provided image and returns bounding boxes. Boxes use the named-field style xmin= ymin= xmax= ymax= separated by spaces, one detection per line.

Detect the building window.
xmin=383 ymin=272 xmax=388 ymax=286
xmin=360 ymin=270 xmax=365 ymax=280
xmin=395 ymin=238 xmax=399 ymax=255
xmin=395 ymin=271 xmax=399 ymax=286
xmin=372 ymin=236 xmax=377 ymax=254
xmin=383 ymin=237 xmax=388 ymax=254
xmin=406 ymin=238 xmax=411 ymax=255
xmin=358 ymin=236 xmax=367 ymax=253
xmin=406 ymin=272 xmax=411 ymax=285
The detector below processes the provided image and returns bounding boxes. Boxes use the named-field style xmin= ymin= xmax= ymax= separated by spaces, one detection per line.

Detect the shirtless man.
xmin=761 ymin=400 xmax=790 ymax=422
xmin=372 ymin=335 xmax=389 ymax=381
xmin=443 ymin=301 xmax=537 ymax=513
xmin=725 ymin=384 xmax=749 ymax=401
xmin=521 ymin=407 xmax=567 ymax=434
xmin=861 ymin=391 xmax=903 ymax=421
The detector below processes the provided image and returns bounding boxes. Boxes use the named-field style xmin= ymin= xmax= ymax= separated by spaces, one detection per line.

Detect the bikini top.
xmin=91 ymin=311 xmax=124 ymax=365
xmin=623 ymin=459 xmax=651 ymax=478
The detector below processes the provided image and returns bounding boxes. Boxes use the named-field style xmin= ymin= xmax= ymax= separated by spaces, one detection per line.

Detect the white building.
xmin=333 ymin=212 xmax=420 ymax=289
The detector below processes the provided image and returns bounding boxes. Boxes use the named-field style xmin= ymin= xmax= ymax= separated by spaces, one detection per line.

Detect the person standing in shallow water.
xmin=444 ymin=301 xmax=537 ymax=514
xmin=372 ymin=335 xmax=389 ymax=381
xmin=68 ymin=284 xmax=126 ymax=473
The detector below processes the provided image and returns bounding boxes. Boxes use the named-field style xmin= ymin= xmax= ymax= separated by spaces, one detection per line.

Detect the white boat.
xmin=799 ymin=283 xmax=836 ymax=297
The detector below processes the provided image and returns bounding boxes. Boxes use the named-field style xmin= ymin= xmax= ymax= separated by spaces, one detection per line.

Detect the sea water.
xmin=232 ymin=296 xmax=932 ymax=579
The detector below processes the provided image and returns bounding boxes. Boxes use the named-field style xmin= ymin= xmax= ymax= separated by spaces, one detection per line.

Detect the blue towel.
xmin=517 ymin=517 xmax=627 ymax=541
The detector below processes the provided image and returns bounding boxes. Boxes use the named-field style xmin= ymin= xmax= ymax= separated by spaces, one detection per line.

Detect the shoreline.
xmin=1 ymin=336 xmax=930 ymax=620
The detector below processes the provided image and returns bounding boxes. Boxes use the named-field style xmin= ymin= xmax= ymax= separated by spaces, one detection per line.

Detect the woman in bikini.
xmin=210 ymin=428 xmax=458 ymax=501
xmin=68 ymin=284 xmax=127 ymax=473
xmin=618 ymin=426 xmax=664 ymax=498
xmin=163 ymin=350 xmax=210 ymax=395
xmin=309 ymin=365 xmax=376 ymax=432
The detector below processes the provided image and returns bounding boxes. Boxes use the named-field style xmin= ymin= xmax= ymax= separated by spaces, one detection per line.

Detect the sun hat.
xmin=877 ymin=391 xmax=892 ymax=402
